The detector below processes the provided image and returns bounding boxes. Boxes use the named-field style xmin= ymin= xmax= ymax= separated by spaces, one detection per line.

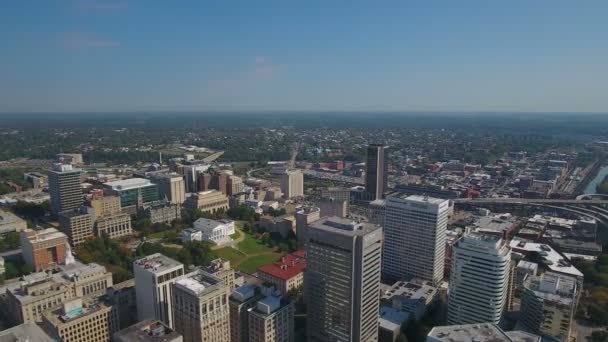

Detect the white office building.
xmin=447 ymin=233 xmax=511 ymax=325
xmin=383 ymin=195 xmax=450 ymax=285
xmin=193 ymin=218 xmax=235 ymax=245
xmin=134 ymin=253 xmax=185 ymax=328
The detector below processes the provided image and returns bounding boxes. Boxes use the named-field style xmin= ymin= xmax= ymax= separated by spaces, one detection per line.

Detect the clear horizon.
xmin=2 ymin=1 xmax=608 ymax=113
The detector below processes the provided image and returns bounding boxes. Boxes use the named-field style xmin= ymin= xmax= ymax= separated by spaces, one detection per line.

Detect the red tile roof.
xmin=257 ymin=249 xmax=307 ymax=281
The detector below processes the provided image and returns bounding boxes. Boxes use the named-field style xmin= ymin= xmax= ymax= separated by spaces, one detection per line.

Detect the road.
xmin=454 ymin=198 xmax=608 ymax=205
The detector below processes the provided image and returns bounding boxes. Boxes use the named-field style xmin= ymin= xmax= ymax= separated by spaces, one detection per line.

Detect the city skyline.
xmin=2 ymin=1 xmax=608 ymax=113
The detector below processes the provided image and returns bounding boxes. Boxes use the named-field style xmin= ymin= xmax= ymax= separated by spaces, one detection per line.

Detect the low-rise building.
xmin=41 ymin=297 xmax=119 ymax=342
xmin=316 ymin=198 xmax=349 ymax=218
xmin=20 ymin=228 xmax=70 ymax=272
xmin=259 ymin=215 xmax=295 ymax=239
xmin=0 ymin=208 xmax=27 ymax=234
xmin=427 ymin=323 xmax=540 ymax=342
xmin=7 ymin=274 xmax=74 ymax=323
xmin=381 ymin=279 xmax=438 ymax=322
xmin=113 ymin=319 xmax=183 ymax=342
xmin=95 ymin=213 xmax=133 ymax=239
xmin=0 ymin=322 xmax=56 ymax=341
xmin=193 ymin=218 xmax=235 ymax=245
xmin=184 ymin=190 xmax=229 ymax=213
xmin=23 ymin=172 xmax=48 ymax=189
xmin=138 ymin=199 xmax=182 ymax=225
xmin=257 ymin=250 xmax=306 ymax=294
xmin=106 ymin=279 xmax=137 ymax=330
xmin=59 ymin=207 xmax=94 ymax=246
xmin=181 ymin=228 xmax=203 ymax=244
xmin=519 ymin=272 xmax=577 ymax=342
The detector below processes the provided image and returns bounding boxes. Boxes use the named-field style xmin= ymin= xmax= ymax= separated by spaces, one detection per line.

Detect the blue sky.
xmin=1 ymin=1 xmax=608 ymax=113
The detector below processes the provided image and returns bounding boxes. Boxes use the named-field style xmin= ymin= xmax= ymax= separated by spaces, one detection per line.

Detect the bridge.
xmin=454 ymin=197 xmax=608 ymax=227
xmin=453 ymin=198 xmax=608 ymax=205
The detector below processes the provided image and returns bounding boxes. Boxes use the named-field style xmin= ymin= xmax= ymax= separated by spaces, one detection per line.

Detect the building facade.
xmin=152 ymin=173 xmax=186 ymax=204
xmin=519 ymin=272 xmax=577 ymax=342
xmin=134 ymin=254 xmax=186 ymax=328
xmin=103 ymin=178 xmax=159 ymax=208
xmin=280 ymin=170 xmax=304 ymax=199
xmin=172 ymin=270 xmax=231 ymax=342
xmin=257 ymin=250 xmax=306 ymax=295
xmin=48 ymin=163 xmax=82 ymax=216
xmin=365 ymin=144 xmax=389 ymax=200
xmin=305 ymin=217 xmax=383 ymax=342
xmin=447 ymin=233 xmax=511 ymax=325
xmin=59 ymin=207 xmax=94 ymax=246
xmin=193 ymin=218 xmax=235 ymax=245
xmin=184 ymin=190 xmax=230 ymax=213
xmin=41 ymin=298 xmax=119 ymax=342
xmin=383 ymin=195 xmax=450 ymax=285
xmin=20 ymin=228 xmax=69 ymax=272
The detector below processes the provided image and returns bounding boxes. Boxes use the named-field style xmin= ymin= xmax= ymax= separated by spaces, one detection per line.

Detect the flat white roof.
xmin=510 ymin=240 xmax=583 ymax=278
xmin=104 ymin=178 xmax=153 ymax=190
xmin=176 ymin=278 xmax=206 ymax=292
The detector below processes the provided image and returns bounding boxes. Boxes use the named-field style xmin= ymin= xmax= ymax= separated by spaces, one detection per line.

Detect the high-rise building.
xmin=519 ymin=272 xmax=577 ymax=342
xmin=59 ymin=207 xmax=94 ymax=246
xmin=447 ymin=233 xmax=511 ymax=325
xmin=113 ymin=319 xmax=183 ymax=342
xmin=229 ymin=284 xmax=294 ymax=342
xmin=280 ymin=170 xmax=304 ymax=199
xmin=383 ymin=195 xmax=450 ymax=285
xmin=172 ymin=269 xmax=231 ymax=342
xmin=20 ymin=228 xmax=70 ymax=272
xmin=152 ymin=173 xmax=186 ymax=204
xmin=305 ymin=217 xmax=383 ymax=342
xmin=365 ymin=144 xmax=388 ymax=200
xmin=295 ymin=206 xmax=321 ymax=246
xmin=106 ymin=279 xmax=137 ymax=330
xmin=48 ymin=163 xmax=83 ymax=216
xmin=227 ymin=175 xmax=244 ymax=195
xmin=134 ymin=254 xmax=186 ymax=328
xmin=41 ymin=297 xmax=119 ymax=342
xmin=248 ymin=287 xmax=295 ymax=342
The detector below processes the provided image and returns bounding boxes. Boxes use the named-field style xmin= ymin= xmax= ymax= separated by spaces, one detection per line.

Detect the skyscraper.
xmin=365 ymin=144 xmax=388 ymax=200
xmin=305 ymin=217 xmax=383 ymax=342
xmin=280 ymin=170 xmax=304 ymax=199
xmin=152 ymin=173 xmax=186 ymax=204
xmin=447 ymin=233 xmax=511 ymax=325
xmin=133 ymin=254 xmax=185 ymax=328
xmin=172 ymin=269 xmax=231 ymax=342
xmin=48 ymin=163 xmax=83 ymax=216
xmin=383 ymin=195 xmax=449 ymax=285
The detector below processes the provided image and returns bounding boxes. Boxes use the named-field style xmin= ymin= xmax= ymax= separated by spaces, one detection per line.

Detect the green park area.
xmin=211 ymin=226 xmax=281 ymax=274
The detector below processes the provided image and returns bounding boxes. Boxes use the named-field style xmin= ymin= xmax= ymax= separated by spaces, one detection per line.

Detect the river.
xmin=584 ymin=165 xmax=608 ymax=194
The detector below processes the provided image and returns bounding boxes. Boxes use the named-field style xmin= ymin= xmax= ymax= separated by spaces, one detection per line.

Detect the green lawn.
xmin=211 ymin=247 xmax=247 ymax=263
xmin=148 ymin=231 xmax=166 ymax=239
xmin=237 ymin=234 xmax=273 ymax=254
xmin=229 ymin=231 xmax=241 ymax=240
xmin=237 ymin=254 xmax=280 ymax=274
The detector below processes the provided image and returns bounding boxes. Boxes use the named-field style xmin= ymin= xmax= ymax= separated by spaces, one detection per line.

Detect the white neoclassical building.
xmin=193 ymin=218 xmax=235 ymax=245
